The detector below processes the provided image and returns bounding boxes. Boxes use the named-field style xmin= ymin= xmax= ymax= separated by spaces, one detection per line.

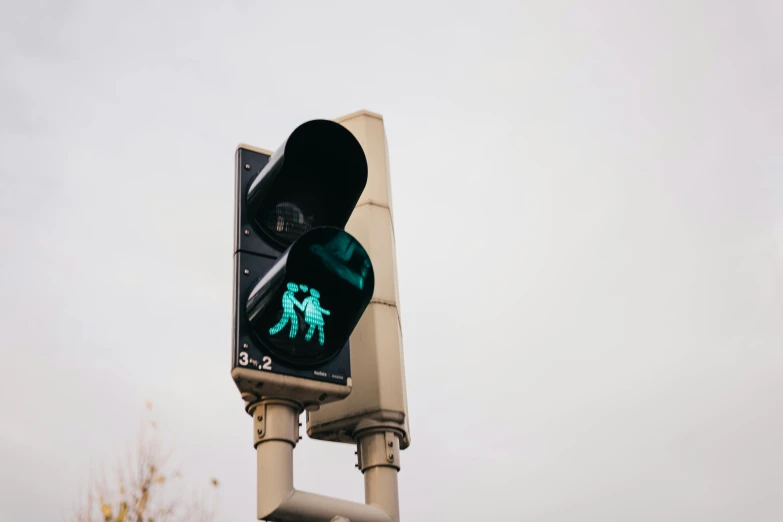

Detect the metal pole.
xmin=356 ymin=430 xmax=401 ymax=522
xmin=364 ymin=467 xmax=399 ymax=522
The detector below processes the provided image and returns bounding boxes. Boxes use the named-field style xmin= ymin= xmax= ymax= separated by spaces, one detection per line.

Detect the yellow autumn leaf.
xmin=100 ymin=503 xmax=112 ymax=521
xmin=154 ymin=475 xmax=165 ymax=484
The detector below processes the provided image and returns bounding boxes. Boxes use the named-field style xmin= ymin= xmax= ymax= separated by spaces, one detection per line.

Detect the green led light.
xmin=302 ymin=287 xmax=330 ymax=345
xmin=269 ymin=282 xmax=331 ymax=346
xmin=268 ymin=282 xmax=303 ymax=339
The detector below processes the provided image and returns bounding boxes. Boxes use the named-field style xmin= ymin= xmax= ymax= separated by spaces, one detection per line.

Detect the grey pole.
xmin=357 ymin=431 xmax=401 ymax=522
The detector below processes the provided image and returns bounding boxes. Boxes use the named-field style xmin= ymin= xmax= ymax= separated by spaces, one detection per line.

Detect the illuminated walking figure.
xmin=268 ymin=282 xmax=305 ymax=338
xmin=302 ymin=288 xmax=330 ymax=346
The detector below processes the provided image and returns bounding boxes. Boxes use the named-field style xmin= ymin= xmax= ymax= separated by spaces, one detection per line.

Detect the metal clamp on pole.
xmin=356 ymin=429 xmax=401 ymax=472
xmin=252 ymin=398 xmax=302 ymax=448
xmin=250 ymin=398 xmax=392 ymax=522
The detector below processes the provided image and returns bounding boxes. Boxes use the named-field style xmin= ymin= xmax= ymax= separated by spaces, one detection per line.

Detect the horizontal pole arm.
xmin=271 ymin=490 xmax=391 ymax=522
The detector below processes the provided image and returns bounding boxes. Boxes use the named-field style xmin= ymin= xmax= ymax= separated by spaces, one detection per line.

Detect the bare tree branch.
xmin=69 ymin=403 xmax=220 ymax=522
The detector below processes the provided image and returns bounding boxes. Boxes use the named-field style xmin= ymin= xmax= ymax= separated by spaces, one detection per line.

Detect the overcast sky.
xmin=1 ymin=1 xmax=782 ymax=521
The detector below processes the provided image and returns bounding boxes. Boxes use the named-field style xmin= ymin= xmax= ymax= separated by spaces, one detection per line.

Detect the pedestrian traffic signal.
xmin=232 ymin=120 xmax=373 ymax=408
xmin=246 ymin=226 xmax=374 ymax=367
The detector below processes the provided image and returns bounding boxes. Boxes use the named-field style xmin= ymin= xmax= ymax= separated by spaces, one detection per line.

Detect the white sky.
xmin=1 ymin=1 xmax=782 ymax=521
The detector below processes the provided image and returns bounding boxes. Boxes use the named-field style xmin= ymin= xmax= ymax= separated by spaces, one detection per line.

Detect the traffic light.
xmin=232 ymin=120 xmax=374 ymax=408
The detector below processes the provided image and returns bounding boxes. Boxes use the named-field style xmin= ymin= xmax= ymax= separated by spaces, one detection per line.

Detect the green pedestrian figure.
xmin=302 ymin=288 xmax=330 ymax=346
xmin=269 ymin=282 xmax=305 ymax=338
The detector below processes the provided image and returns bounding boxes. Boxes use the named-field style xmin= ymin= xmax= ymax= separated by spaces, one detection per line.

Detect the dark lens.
xmin=261 ymin=201 xmax=314 ymax=244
